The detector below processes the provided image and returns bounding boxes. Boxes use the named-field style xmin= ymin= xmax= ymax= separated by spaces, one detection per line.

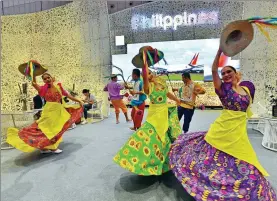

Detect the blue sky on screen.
xmin=112 ymin=38 xmax=240 ymax=81
xmin=127 ymin=38 xmax=220 ymax=66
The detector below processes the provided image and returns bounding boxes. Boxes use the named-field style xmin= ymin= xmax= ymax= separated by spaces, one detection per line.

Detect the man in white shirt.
xmin=173 ymin=72 xmax=206 ymax=133
xmin=81 ymin=89 xmax=96 ymax=124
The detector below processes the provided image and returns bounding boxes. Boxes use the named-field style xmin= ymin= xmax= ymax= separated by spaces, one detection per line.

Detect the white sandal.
xmin=52 ymin=149 xmax=63 ymax=154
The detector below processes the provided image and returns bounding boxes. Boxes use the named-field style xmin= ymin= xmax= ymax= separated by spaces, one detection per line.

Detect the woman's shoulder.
xmin=222 ymin=82 xmax=233 ymax=89
xmin=239 ymin=81 xmax=255 ymax=100
xmin=239 ymin=81 xmax=255 ymax=89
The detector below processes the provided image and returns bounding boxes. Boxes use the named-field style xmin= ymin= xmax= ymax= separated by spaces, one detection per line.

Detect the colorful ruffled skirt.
xmin=114 ymin=106 xmax=181 ymax=175
xmin=169 ymin=132 xmax=277 ymax=201
xmin=7 ymin=102 xmax=83 ymax=152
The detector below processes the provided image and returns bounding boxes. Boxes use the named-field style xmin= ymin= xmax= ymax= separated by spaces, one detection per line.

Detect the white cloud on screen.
xmin=113 ymin=38 xmax=239 ymax=81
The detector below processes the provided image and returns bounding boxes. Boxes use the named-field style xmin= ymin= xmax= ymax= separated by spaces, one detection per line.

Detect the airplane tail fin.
xmin=218 ymin=53 xmax=229 ymax=67
xmin=189 ymin=53 xmax=199 ymax=66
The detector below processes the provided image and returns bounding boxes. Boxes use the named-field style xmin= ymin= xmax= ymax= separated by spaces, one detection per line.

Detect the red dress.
xmin=18 ymin=85 xmax=83 ymax=149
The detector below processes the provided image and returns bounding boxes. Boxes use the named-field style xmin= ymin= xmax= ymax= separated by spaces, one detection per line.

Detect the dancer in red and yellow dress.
xmin=7 ymin=73 xmax=83 ymax=154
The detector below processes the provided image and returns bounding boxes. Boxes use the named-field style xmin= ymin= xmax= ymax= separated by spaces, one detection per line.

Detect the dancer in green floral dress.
xmin=113 ymin=47 xmax=181 ymax=176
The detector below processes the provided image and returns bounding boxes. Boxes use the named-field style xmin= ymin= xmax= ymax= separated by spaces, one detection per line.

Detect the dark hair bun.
xmin=82 ymin=89 xmax=90 ymax=93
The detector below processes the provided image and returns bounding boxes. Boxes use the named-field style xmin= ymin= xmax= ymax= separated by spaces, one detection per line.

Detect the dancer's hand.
xmin=130 ymin=90 xmax=135 ymax=96
xmin=194 ymin=87 xmax=202 ymax=95
xmin=176 ymin=98 xmax=181 ymax=106
xmin=172 ymin=88 xmax=178 ymax=92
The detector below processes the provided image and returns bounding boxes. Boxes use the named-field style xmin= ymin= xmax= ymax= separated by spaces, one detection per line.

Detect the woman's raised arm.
xmin=212 ymin=48 xmax=223 ymax=92
xmin=32 ymin=77 xmax=41 ymax=92
xmin=142 ymin=55 xmax=150 ymax=95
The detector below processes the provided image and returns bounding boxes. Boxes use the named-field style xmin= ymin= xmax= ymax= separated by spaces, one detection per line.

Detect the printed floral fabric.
xmin=169 ymin=132 xmax=276 ymax=201
xmin=18 ymin=107 xmax=82 ymax=149
xmin=114 ymin=82 xmax=181 ymax=175
xmin=216 ymin=82 xmax=250 ymax=112
xmin=169 ymin=81 xmax=276 ymax=200
xmin=149 ymin=81 xmax=168 ymax=105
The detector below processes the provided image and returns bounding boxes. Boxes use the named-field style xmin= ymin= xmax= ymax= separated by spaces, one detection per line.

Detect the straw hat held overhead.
xmin=220 ymin=20 xmax=254 ymax=57
xmin=18 ymin=60 xmax=47 ymax=77
xmin=132 ymin=46 xmax=164 ymax=68
xmin=220 ymin=17 xmax=277 ymax=57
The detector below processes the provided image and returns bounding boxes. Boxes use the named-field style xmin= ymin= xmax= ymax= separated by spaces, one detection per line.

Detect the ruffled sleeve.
xmin=215 ymin=82 xmax=232 ymax=97
xmin=38 ymin=84 xmax=48 ymax=97
xmin=239 ymin=81 xmax=255 ymax=102
xmin=57 ymin=83 xmax=69 ymax=96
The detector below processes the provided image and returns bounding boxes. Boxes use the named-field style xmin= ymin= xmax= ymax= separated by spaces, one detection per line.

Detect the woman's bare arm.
xmin=212 ymin=49 xmax=223 ymax=92
xmin=67 ymin=94 xmax=83 ymax=106
xmin=142 ymin=64 xmax=150 ymax=95
xmin=32 ymin=77 xmax=40 ymax=92
xmin=167 ymin=92 xmax=180 ymax=105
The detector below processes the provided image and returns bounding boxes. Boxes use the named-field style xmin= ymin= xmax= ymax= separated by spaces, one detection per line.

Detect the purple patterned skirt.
xmin=169 ymin=132 xmax=277 ymax=201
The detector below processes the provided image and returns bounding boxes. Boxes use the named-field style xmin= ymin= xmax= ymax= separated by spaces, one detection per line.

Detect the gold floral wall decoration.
xmin=1 ymin=1 xmax=111 ymax=112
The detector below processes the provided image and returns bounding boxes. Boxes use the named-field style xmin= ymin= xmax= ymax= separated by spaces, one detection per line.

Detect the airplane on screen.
xmin=166 ymin=53 xmax=204 ymax=74
xmin=150 ymin=66 xmax=168 ymax=75
xmin=151 ymin=52 xmax=229 ymax=75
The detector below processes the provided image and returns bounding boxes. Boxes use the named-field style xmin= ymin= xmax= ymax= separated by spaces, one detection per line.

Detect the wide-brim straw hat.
xmin=110 ymin=74 xmax=118 ymax=78
xmin=18 ymin=60 xmax=47 ymax=76
xmin=220 ymin=20 xmax=254 ymax=57
xmin=132 ymin=46 xmax=164 ymax=68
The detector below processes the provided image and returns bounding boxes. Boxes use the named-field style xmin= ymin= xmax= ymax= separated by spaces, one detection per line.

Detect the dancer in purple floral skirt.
xmin=169 ymin=48 xmax=276 ymax=201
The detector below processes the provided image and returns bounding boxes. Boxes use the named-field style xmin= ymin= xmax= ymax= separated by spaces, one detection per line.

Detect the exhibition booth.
xmin=109 ymin=1 xmax=277 ymax=114
xmin=0 ymin=1 xmax=277 ymax=200
xmin=1 ymin=1 xmax=276 ymax=139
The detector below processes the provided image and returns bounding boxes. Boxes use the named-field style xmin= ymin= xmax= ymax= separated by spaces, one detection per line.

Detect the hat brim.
xmin=110 ymin=74 xmax=118 ymax=78
xmin=132 ymin=50 xmax=164 ymax=68
xmin=220 ymin=20 xmax=254 ymax=57
xmin=18 ymin=61 xmax=47 ymax=76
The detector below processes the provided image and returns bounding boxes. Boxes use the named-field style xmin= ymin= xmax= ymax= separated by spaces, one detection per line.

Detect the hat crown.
xmin=139 ymin=46 xmax=154 ymax=53
xmin=132 ymin=46 xmax=164 ymax=68
xmin=220 ymin=20 xmax=254 ymax=57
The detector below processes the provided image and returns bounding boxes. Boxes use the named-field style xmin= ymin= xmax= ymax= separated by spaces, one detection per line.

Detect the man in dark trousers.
xmin=173 ymin=72 xmax=206 ymax=133
xmin=33 ymin=94 xmax=45 ymax=120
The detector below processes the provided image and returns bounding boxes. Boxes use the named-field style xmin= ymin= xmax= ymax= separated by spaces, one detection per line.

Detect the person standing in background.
xmin=126 ymin=69 xmax=147 ymax=131
xmin=33 ymin=94 xmax=46 ymax=120
xmin=173 ymin=72 xmax=206 ymax=133
xmin=104 ymin=74 xmax=131 ymax=124
xmin=81 ymin=89 xmax=97 ymax=125
xmin=33 ymin=94 xmax=45 ymax=109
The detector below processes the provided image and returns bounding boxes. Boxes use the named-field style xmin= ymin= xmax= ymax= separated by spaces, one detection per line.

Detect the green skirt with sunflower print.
xmin=113 ymin=105 xmax=181 ymax=176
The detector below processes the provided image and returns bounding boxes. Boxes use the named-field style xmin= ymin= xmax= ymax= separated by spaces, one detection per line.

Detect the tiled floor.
xmin=1 ymin=110 xmax=276 ymax=201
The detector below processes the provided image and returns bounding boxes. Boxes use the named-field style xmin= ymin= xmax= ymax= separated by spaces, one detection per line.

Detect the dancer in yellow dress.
xmin=7 ymin=73 xmax=83 ymax=154
xmin=169 ymin=48 xmax=276 ymax=200
xmin=114 ymin=46 xmax=182 ymax=175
